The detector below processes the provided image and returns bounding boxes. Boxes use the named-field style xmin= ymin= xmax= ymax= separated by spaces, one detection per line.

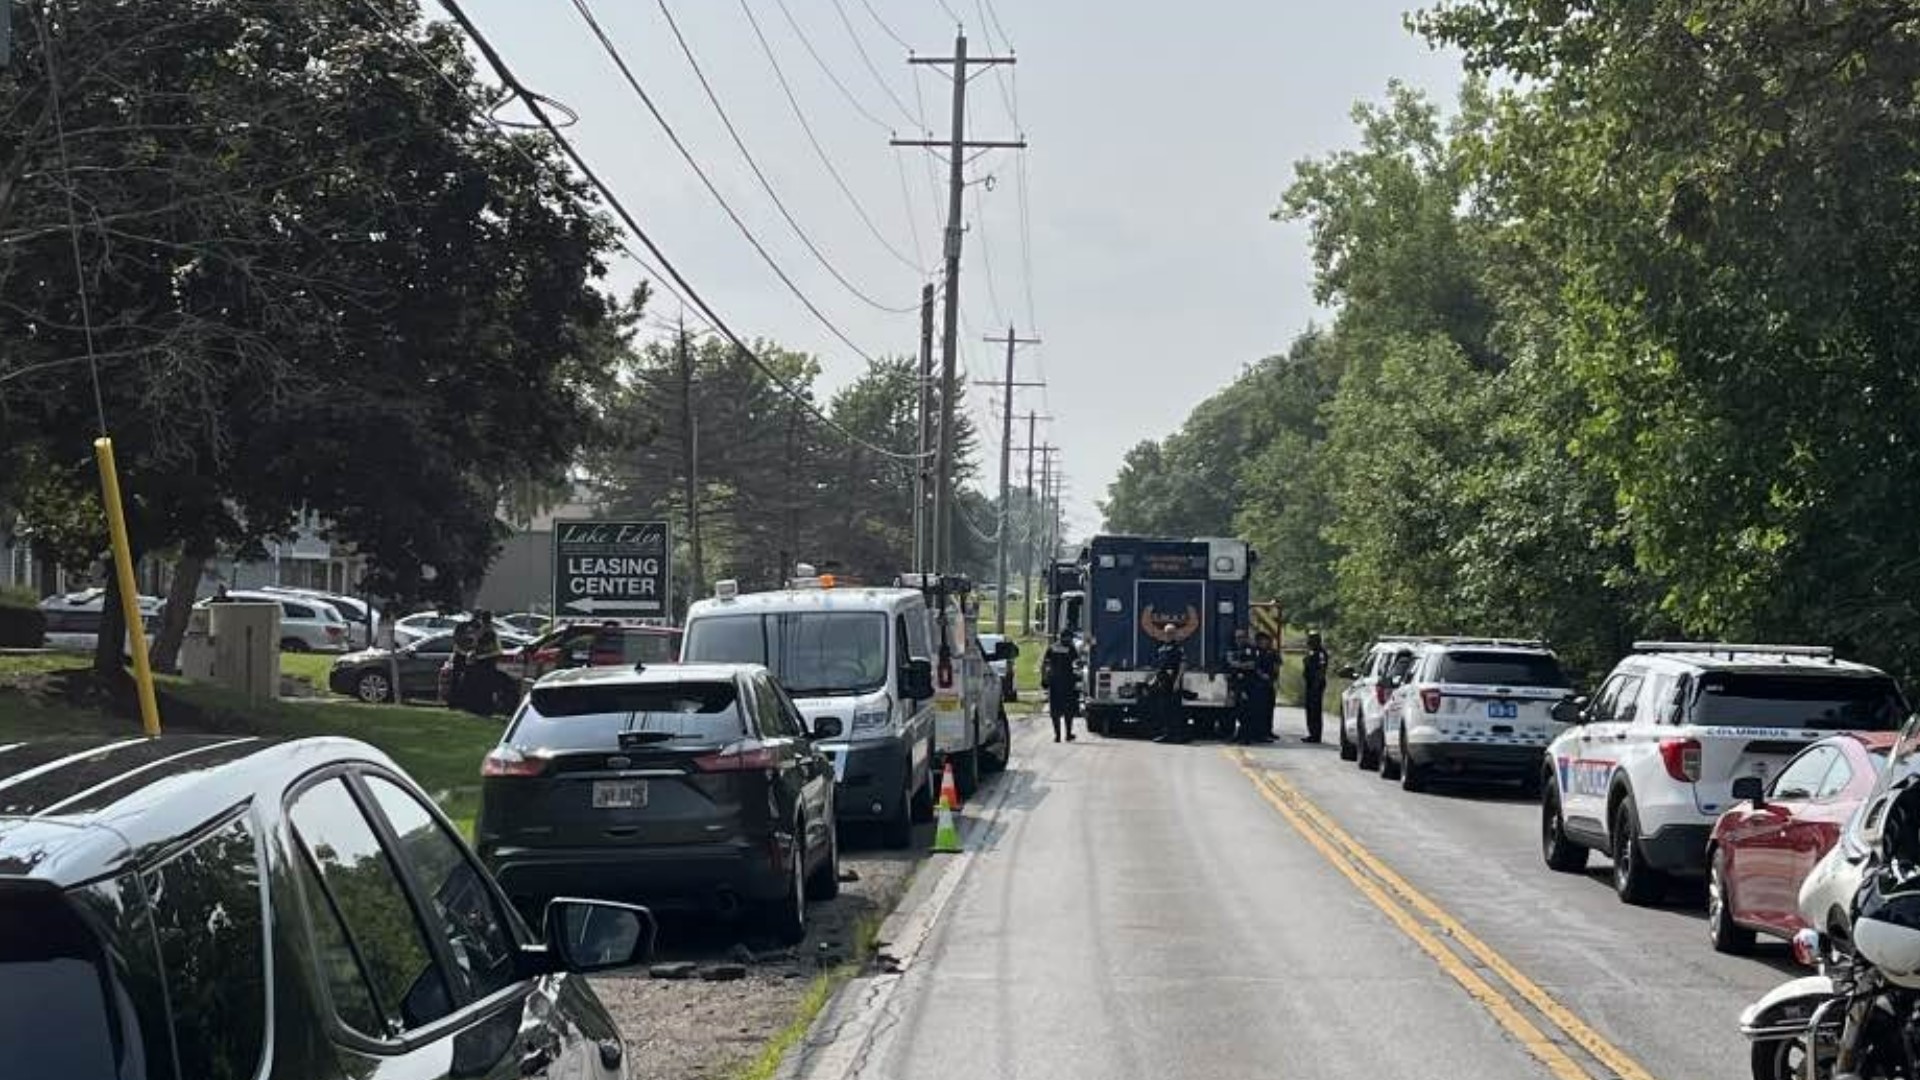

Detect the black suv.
xmin=0 ymin=734 xmax=652 ymax=1079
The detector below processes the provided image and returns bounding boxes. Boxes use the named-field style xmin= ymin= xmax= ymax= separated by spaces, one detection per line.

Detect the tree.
xmin=0 ymin=0 xmax=624 ymax=679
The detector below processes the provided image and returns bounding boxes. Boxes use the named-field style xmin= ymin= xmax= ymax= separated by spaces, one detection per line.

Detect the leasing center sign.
xmin=552 ymin=520 xmax=672 ymax=619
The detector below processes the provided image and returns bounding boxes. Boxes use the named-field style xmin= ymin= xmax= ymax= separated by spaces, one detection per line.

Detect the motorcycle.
xmin=1742 ymin=737 xmax=1920 ymax=1080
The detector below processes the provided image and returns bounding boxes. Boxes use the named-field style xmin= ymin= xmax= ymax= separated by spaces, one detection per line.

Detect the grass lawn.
xmin=0 ymin=655 xmax=496 ymax=835
xmin=279 ymin=651 xmax=336 ymax=693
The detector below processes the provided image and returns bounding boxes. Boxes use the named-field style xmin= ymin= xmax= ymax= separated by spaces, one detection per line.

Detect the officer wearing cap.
xmin=1148 ymin=624 xmax=1189 ymax=744
xmin=1303 ymin=630 xmax=1330 ymax=743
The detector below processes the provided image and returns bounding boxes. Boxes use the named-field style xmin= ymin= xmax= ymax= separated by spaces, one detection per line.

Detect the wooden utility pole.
xmin=1011 ymin=416 xmax=1053 ymax=635
xmin=978 ymin=328 xmax=1041 ymax=633
xmin=913 ymin=283 xmax=936 ymax=572
xmin=676 ymin=324 xmax=704 ymax=604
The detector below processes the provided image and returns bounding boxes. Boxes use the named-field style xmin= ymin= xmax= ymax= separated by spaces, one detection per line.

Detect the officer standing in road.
xmin=1302 ymin=630 xmax=1330 ymax=743
xmin=1226 ymin=628 xmax=1257 ymax=745
xmin=1042 ymin=628 xmax=1081 ymax=742
xmin=1149 ymin=626 xmax=1190 ymax=744
xmin=1252 ymin=632 xmax=1281 ymax=743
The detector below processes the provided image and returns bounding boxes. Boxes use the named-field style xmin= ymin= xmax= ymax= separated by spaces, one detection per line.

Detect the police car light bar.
xmin=1632 ymin=641 xmax=1835 ymax=659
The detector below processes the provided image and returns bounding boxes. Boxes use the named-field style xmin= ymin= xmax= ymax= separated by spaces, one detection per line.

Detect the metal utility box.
xmin=207 ymin=602 xmax=281 ymax=703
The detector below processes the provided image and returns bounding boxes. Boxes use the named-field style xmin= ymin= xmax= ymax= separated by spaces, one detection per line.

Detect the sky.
xmin=461 ymin=0 xmax=1463 ymax=540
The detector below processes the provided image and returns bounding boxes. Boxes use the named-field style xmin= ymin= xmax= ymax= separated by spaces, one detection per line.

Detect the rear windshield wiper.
xmin=617 ymin=730 xmax=679 ymax=750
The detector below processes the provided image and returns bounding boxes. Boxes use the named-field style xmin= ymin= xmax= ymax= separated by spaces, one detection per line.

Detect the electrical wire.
xmin=856 ymin=0 xmax=912 ymax=50
xmin=36 ymin=10 xmax=107 ymax=435
xmin=770 ymin=0 xmax=904 ymax=133
xmin=654 ymin=0 xmax=916 ymax=313
xmin=825 ymin=0 xmax=922 ymax=130
xmin=435 ymin=0 xmax=930 ymax=462
xmin=567 ymin=0 xmax=887 ymax=366
xmin=932 ymin=0 xmax=964 ymax=27
xmin=736 ymin=0 xmax=927 ymax=276
xmin=356 ymin=0 xmax=704 ymax=320
xmin=970 ymin=178 xmax=1009 ymax=330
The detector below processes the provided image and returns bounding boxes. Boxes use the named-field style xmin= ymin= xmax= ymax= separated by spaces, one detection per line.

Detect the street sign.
xmin=552 ymin=520 xmax=672 ymax=620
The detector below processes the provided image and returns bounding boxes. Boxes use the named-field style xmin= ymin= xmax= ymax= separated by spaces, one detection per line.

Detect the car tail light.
xmin=326 ymin=626 xmax=345 ymax=639
xmin=531 ymin=647 xmax=560 ymax=665
xmin=481 ymin=747 xmax=550 ymax=778
xmin=1420 ymin=688 xmax=1443 ymax=714
xmin=1375 ymin=683 xmax=1390 ymax=706
xmin=693 ymin=743 xmax=779 ymax=773
xmin=1659 ymin=738 xmax=1702 ymax=783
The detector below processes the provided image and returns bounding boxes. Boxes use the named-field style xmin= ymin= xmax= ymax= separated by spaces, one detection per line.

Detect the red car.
xmin=439 ymin=622 xmax=684 ymax=703
xmin=1708 ymin=731 xmax=1897 ymax=952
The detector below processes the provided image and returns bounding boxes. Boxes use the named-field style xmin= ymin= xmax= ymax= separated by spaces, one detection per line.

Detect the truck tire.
xmin=884 ymin=769 xmax=915 ymax=849
xmin=981 ymin=708 xmax=1010 ymax=774
xmin=911 ymin=742 xmax=936 ymax=824
xmin=1087 ymin=706 xmax=1114 ymax=736
xmin=954 ymin=746 xmax=981 ymax=799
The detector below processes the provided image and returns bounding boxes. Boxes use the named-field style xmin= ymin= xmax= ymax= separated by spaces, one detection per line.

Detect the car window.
xmin=1589 ymin=674 xmax=1627 ymax=723
xmin=903 ymin=604 xmax=931 ymax=659
xmin=413 ymin=634 xmax=455 ymax=657
xmin=1433 ymin=651 xmax=1567 ymax=688
xmin=143 ymin=814 xmax=269 ymax=1080
xmin=1690 ymin=673 xmax=1906 ymax=731
xmin=283 ymin=602 xmax=315 ymax=620
xmin=1641 ymin=674 xmax=1682 ymax=725
xmin=1817 ymin=754 xmax=1856 ymax=801
xmin=364 ymin=776 xmax=519 ymax=1003
xmin=751 ymin=676 xmax=800 ymax=737
xmin=682 ymin=614 xmax=768 ymax=665
xmin=517 ymin=680 xmax=749 ymax=750
xmin=290 ymin=778 xmax=453 ymax=1034
xmin=0 ymin=891 xmax=138 ymax=1078
xmin=1772 ymin=746 xmax=1839 ymax=801
xmin=295 ymin=846 xmax=385 ymax=1035
xmin=1613 ymin=676 xmax=1647 ymax=724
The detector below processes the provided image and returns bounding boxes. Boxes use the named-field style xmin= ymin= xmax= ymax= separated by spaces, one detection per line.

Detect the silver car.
xmin=207 ymin=590 xmax=351 ymax=652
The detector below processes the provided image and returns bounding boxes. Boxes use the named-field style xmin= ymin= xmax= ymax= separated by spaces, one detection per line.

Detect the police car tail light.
xmin=1419 ymin=688 xmax=1443 ymax=714
xmin=1659 ymin=737 xmax=1703 ymax=782
xmin=694 ymin=742 xmax=779 ymax=773
xmin=481 ymin=747 xmax=551 ymax=778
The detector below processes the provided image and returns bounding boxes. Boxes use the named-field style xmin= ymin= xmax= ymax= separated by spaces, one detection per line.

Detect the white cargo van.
xmin=682 ymin=579 xmax=946 ymax=848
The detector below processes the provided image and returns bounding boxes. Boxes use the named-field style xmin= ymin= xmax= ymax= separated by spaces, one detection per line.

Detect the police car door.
xmin=1565 ymin=672 xmax=1640 ymax=837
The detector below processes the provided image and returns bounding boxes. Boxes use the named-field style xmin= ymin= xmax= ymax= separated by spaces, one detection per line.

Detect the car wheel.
xmin=1399 ymin=734 xmax=1425 ymax=792
xmin=1377 ymin=733 xmax=1400 ymax=780
xmin=955 ymin=747 xmax=981 ymax=799
xmin=1541 ymin=784 xmax=1588 ymax=873
xmin=281 ymin=637 xmax=310 ymax=653
xmin=1358 ymin=722 xmax=1380 ymax=771
xmin=1338 ymin=719 xmax=1357 ymax=762
xmin=982 ymin=709 xmax=1010 ymax=774
xmin=1612 ymin=798 xmax=1667 ymax=906
xmin=1708 ymin=847 xmax=1755 ymax=954
xmin=806 ymin=817 xmax=842 ymax=901
xmin=764 ymin=831 xmax=807 ymax=945
xmin=354 ymin=670 xmax=393 ymax=704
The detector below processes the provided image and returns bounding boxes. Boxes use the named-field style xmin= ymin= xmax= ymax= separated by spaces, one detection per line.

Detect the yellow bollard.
xmin=93 ymin=437 xmax=161 ymax=736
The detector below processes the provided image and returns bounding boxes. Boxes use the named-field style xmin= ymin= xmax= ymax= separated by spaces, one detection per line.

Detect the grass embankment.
xmin=0 ymin=655 xmax=496 ymax=834
xmin=727 ymin=903 xmax=901 ymax=1080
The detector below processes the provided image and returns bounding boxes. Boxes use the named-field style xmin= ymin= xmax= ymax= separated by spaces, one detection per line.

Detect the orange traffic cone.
xmin=939 ymin=757 xmax=963 ymax=811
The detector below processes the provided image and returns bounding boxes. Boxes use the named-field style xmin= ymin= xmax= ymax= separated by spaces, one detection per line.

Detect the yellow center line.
xmin=1230 ymin=752 xmax=1591 ymax=1080
xmin=1236 ymin=750 xmax=1664 ymax=1080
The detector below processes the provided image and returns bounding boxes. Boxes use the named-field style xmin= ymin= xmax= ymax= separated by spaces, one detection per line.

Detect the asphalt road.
xmin=794 ymin=705 xmax=1796 ymax=1080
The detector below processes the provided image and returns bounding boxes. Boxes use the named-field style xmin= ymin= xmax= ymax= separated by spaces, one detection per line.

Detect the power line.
xmin=856 ymin=0 xmax=912 ymax=50
xmin=435 ymin=0 xmax=928 ymax=462
xmin=970 ymin=178 xmax=1008 ymax=329
xmin=736 ymin=0 xmax=926 ymax=277
xmin=567 ymin=0 xmax=886 ymax=365
xmin=771 ymin=0 xmax=902 ymax=133
xmin=825 ymin=0 xmax=921 ymax=129
xmin=653 ymin=0 xmax=916 ymax=313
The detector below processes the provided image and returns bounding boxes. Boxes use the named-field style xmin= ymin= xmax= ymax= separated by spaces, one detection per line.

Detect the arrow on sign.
xmin=565 ymin=599 xmax=660 ymax=614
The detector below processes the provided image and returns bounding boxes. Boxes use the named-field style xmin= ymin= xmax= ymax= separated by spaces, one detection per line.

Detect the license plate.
xmin=1486 ymin=701 xmax=1518 ymax=719
xmin=592 ymin=781 xmax=647 ymax=809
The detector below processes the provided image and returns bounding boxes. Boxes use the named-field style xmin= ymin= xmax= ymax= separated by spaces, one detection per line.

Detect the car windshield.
xmin=1690 ymin=672 xmax=1906 ymax=731
xmin=683 ymin=613 xmax=889 ymax=696
xmin=1434 ymin=651 xmax=1567 ymax=688
xmin=517 ymin=681 xmax=747 ymax=749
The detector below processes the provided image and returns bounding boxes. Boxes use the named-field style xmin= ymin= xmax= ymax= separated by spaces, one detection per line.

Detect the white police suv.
xmin=1377 ymin=638 xmax=1575 ymax=792
xmin=1539 ymin=642 xmax=1907 ymax=905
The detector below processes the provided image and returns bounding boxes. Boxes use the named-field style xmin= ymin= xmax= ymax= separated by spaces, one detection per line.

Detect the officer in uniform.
xmin=1148 ymin=625 xmax=1189 ymax=744
xmin=1253 ymin=631 xmax=1281 ymax=743
xmin=1042 ymin=628 xmax=1081 ymax=742
xmin=1303 ymin=630 xmax=1330 ymax=743
xmin=1225 ymin=628 xmax=1257 ymax=745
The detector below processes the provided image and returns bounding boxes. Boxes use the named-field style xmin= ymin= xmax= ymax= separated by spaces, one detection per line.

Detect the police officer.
xmin=1148 ymin=625 xmax=1189 ymax=744
xmin=1302 ymin=630 xmax=1330 ymax=743
xmin=1042 ymin=628 xmax=1081 ymax=742
xmin=1225 ymin=628 xmax=1257 ymax=745
xmin=1253 ymin=631 xmax=1281 ymax=743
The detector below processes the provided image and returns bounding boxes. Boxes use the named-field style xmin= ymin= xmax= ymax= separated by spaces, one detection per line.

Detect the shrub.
xmin=0 ymin=588 xmax=46 ymax=647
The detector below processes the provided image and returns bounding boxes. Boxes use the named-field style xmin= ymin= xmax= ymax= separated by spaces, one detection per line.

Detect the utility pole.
xmin=912 ymin=283 xmax=935 ymax=572
xmin=975 ymin=327 xmax=1041 ymax=633
xmin=1010 ymin=414 xmax=1053 ymax=635
xmin=894 ymin=34 xmax=1021 ymax=572
xmin=676 ymin=322 xmax=705 ymax=605
xmin=1037 ymin=445 xmax=1061 ymax=568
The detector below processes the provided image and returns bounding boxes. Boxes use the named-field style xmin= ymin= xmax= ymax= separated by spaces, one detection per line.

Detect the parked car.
xmin=1707 ymin=731 xmax=1898 ymax=953
xmin=501 ymin=611 xmax=554 ymax=635
xmin=977 ymin=632 xmax=1020 ymax=702
xmin=492 ymin=621 xmax=683 ymax=687
xmin=1338 ymin=637 xmax=1421 ymax=770
xmin=257 ymin=585 xmax=379 ymax=649
xmin=1378 ymin=638 xmax=1574 ymax=791
xmin=206 ymin=589 xmax=351 ymax=652
xmin=37 ymin=587 xmax=161 ymax=652
xmin=477 ymin=663 xmax=842 ymax=943
xmin=1540 ymin=641 xmax=1907 ymax=904
xmin=329 ymin=632 xmax=460 ymax=704
xmin=393 ymin=611 xmax=533 ymax=649
xmin=0 ymin=733 xmax=651 ymax=1080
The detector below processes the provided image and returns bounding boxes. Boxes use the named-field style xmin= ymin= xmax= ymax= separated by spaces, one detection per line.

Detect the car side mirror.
xmin=1732 ymin=776 xmax=1766 ymax=807
xmin=535 ymin=898 xmax=655 ymax=974
xmin=1551 ymin=696 xmax=1588 ymax=725
xmin=812 ymin=716 xmax=844 ymax=740
xmin=901 ymin=659 xmax=934 ymax=702
xmin=1338 ymin=666 xmax=1359 ymax=680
